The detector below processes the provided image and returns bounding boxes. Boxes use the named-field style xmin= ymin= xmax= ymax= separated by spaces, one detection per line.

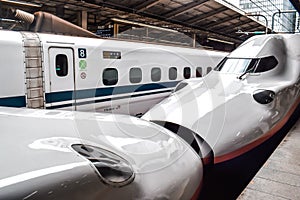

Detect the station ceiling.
xmin=0 ymin=0 xmax=271 ymax=51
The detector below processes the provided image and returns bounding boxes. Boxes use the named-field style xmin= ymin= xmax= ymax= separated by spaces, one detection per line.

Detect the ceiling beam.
xmin=133 ymin=0 xmax=162 ymax=12
xmin=162 ymin=0 xmax=209 ymax=18
xmin=185 ymin=6 xmax=228 ymax=25
xmin=201 ymin=13 xmax=241 ymax=28
xmin=44 ymin=0 xmax=243 ymax=43
xmin=239 ymin=24 xmax=267 ymax=33
xmin=98 ymin=18 xmax=112 ymax=26
xmin=212 ymin=19 xmax=254 ymax=33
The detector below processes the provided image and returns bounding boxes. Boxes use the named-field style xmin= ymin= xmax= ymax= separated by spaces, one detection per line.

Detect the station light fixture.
xmin=207 ymin=37 xmax=234 ymax=45
xmin=236 ymin=30 xmax=266 ymax=35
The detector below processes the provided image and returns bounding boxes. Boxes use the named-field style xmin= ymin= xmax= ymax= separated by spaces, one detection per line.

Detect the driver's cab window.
xmin=214 ymin=56 xmax=278 ymax=74
xmin=254 ymin=56 xmax=278 ymax=73
xmin=214 ymin=58 xmax=258 ymax=73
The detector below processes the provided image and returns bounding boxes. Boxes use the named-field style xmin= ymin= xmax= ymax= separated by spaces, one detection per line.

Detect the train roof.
xmin=0 ymin=28 xmax=228 ymax=56
xmin=228 ymin=33 xmax=300 ymax=58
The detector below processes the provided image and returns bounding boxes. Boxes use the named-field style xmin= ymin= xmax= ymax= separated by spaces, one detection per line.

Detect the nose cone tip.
xmin=134 ymin=147 xmax=203 ymax=200
xmin=129 ymin=123 xmax=204 ymax=199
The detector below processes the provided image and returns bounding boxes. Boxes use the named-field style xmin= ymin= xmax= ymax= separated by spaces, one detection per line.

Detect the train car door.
xmin=48 ymin=48 xmax=76 ymax=109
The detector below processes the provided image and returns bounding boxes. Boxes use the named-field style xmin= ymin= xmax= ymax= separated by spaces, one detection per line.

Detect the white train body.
xmin=0 ymin=30 xmax=226 ymax=116
xmin=0 ymin=106 xmax=202 ymax=199
xmin=143 ymin=33 xmax=300 ymax=163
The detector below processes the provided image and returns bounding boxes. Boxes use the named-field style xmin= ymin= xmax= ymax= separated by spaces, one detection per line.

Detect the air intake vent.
xmin=72 ymin=144 xmax=135 ymax=187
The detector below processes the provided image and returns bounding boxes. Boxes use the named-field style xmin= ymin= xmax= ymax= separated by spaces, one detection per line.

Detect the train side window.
xmin=169 ymin=67 xmax=177 ymax=80
xmin=130 ymin=68 xmax=142 ymax=83
xmin=254 ymin=56 xmax=278 ymax=73
xmin=151 ymin=67 xmax=161 ymax=82
xmin=184 ymin=67 xmax=191 ymax=79
xmin=103 ymin=68 xmax=118 ymax=86
xmin=196 ymin=67 xmax=202 ymax=77
xmin=207 ymin=67 xmax=212 ymax=74
xmin=56 ymin=54 xmax=68 ymax=77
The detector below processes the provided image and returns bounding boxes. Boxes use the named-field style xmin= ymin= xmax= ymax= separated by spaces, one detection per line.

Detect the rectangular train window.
xmin=56 ymin=54 xmax=68 ymax=77
xmin=151 ymin=67 xmax=161 ymax=82
xmin=184 ymin=67 xmax=191 ymax=79
xmin=206 ymin=67 xmax=212 ymax=74
xmin=169 ymin=67 xmax=177 ymax=80
xmin=103 ymin=68 xmax=118 ymax=85
xmin=130 ymin=68 xmax=142 ymax=83
xmin=196 ymin=67 xmax=202 ymax=77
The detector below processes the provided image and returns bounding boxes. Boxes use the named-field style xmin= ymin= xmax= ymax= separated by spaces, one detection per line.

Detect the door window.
xmin=56 ymin=54 xmax=68 ymax=77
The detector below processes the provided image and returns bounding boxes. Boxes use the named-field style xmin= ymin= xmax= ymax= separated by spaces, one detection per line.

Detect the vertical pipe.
xmin=193 ymin=33 xmax=196 ymax=48
xmin=114 ymin=23 xmax=119 ymax=38
xmin=146 ymin=27 xmax=149 ymax=37
xmin=272 ymin=10 xmax=297 ymax=33
xmin=81 ymin=10 xmax=87 ymax=30
xmin=246 ymin=14 xmax=268 ymax=34
xmin=0 ymin=2 xmax=1 ymax=15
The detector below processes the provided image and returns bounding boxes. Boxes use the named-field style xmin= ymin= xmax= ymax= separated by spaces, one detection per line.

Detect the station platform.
xmin=237 ymin=118 xmax=300 ymax=200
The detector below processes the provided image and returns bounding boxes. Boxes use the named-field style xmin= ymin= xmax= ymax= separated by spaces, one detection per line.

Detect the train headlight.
xmin=72 ymin=144 xmax=135 ymax=187
xmin=253 ymin=89 xmax=275 ymax=104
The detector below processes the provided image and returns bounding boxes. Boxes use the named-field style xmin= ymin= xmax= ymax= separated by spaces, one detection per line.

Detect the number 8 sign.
xmin=78 ymin=48 xmax=87 ymax=58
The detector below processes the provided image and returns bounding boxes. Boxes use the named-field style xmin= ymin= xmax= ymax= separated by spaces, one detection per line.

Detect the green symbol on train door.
xmin=79 ymin=60 xmax=87 ymax=71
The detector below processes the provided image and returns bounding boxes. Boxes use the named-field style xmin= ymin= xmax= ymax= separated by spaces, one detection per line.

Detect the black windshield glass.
xmin=254 ymin=56 xmax=278 ymax=73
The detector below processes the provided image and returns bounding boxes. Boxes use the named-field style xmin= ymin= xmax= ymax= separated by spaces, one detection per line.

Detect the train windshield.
xmin=214 ymin=56 xmax=278 ymax=74
xmin=214 ymin=58 xmax=258 ymax=73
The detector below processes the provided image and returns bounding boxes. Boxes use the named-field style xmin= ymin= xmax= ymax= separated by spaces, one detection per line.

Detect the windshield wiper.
xmin=238 ymin=59 xmax=259 ymax=80
xmin=238 ymin=66 xmax=256 ymax=80
xmin=238 ymin=70 xmax=249 ymax=80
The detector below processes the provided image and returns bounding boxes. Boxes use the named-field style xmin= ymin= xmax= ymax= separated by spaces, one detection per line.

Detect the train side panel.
xmin=0 ymin=31 xmax=26 ymax=107
xmin=39 ymin=33 xmax=226 ymax=115
xmin=0 ymin=31 xmax=226 ymax=115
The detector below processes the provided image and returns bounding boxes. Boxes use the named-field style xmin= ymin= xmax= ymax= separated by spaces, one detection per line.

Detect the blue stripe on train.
xmin=0 ymin=81 xmax=179 ymax=108
xmin=0 ymin=96 xmax=26 ymax=107
xmin=45 ymin=81 xmax=179 ymax=104
xmin=48 ymin=88 xmax=174 ymax=109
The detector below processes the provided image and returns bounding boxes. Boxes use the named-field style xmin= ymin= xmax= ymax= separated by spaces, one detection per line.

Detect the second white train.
xmin=0 ymin=11 xmax=226 ymax=116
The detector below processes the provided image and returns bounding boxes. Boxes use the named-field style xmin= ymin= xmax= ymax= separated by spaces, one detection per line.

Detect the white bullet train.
xmin=0 ymin=106 xmax=202 ymax=200
xmin=143 ymin=33 xmax=300 ymax=164
xmin=0 ymin=10 xmax=226 ymax=117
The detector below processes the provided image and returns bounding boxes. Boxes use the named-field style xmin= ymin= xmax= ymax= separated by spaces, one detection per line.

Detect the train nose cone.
xmin=71 ymin=113 xmax=204 ymax=199
xmin=130 ymin=134 xmax=204 ymax=200
xmin=0 ymin=108 xmax=204 ymax=200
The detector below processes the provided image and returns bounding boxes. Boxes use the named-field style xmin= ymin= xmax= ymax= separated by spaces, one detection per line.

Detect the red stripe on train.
xmin=191 ymin=176 xmax=203 ymax=200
